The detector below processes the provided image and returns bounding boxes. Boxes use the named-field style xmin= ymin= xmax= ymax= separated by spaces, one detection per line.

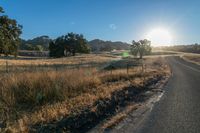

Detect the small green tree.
xmin=0 ymin=6 xmax=22 ymax=57
xmin=130 ymin=40 xmax=140 ymax=57
xmin=130 ymin=39 xmax=152 ymax=59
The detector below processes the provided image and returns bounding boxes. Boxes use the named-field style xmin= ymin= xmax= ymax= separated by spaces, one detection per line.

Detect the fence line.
xmin=0 ymin=60 xmax=112 ymax=74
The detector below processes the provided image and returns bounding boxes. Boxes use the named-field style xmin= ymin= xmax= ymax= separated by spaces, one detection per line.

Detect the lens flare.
xmin=146 ymin=28 xmax=172 ymax=46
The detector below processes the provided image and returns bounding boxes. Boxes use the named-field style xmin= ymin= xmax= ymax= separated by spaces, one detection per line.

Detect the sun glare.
xmin=146 ymin=28 xmax=172 ymax=46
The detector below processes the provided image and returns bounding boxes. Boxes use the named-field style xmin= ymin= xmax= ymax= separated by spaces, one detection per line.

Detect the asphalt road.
xmin=136 ymin=56 xmax=200 ymax=133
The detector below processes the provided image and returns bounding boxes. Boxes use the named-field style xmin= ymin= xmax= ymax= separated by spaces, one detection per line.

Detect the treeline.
xmin=20 ymin=33 xmax=90 ymax=58
xmin=20 ymin=38 xmax=130 ymax=52
xmin=19 ymin=36 xmax=131 ymax=58
xmin=0 ymin=6 xmax=22 ymax=57
xmin=161 ymin=44 xmax=200 ymax=54
xmin=48 ymin=37 xmax=131 ymax=57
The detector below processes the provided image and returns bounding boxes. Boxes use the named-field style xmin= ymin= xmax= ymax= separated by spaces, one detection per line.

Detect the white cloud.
xmin=70 ymin=22 xmax=75 ymax=25
xmin=109 ymin=24 xmax=117 ymax=30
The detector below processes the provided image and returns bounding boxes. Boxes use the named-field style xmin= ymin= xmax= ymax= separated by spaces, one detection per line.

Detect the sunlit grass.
xmin=0 ymin=56 xmax=170 ymax=132
xmin=182 ymin=54 xmax=200 ymax=65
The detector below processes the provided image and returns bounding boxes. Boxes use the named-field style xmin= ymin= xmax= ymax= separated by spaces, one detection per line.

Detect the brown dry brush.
xmin=0 ymin=69 xmax=99 ymax=120
xmin=30 ymin=73 xmax=165 ymax=133
xmin=0 ymin=57 xmax=170 ymax=132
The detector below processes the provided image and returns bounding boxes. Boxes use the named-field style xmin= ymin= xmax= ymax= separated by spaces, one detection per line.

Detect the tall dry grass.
xmin=0 ymin=69 xmax=100 ymax=111
xmin=0 ymin=57 xmax=171 ymax=132
xmin=0 ymin=68 xmax=144 ymax=122
xmin=0 ymin=54 xmax=117 ymax=74
xmin=0 ymin=54 xmax=115 ymax=66
xmin=182 ymin=54 xmax=200 ymax=65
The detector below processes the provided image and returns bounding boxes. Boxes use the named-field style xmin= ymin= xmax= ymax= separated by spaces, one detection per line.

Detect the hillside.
xmin=156 ymin=44 xmax=200 ymax=54
xmin=20 ymin=36 xmax=52 ymax=51
xmin=88 ymin=39 xmax=130 ymax=52
xmin=19 ymin=38 xmax=130 ymax=52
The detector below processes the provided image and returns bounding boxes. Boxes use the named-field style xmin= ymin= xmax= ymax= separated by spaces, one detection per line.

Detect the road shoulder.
xmin=89 ymin=73 xmax=170 ymax=133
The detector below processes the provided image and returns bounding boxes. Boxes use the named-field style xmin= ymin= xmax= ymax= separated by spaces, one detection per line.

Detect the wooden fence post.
xmin=6 ymin=61 xmax=8 ymax=73
xmin=126 ymin=62 xmax=129 ymax=74
xmin=141 ymin=60 xmax=146 ymax=85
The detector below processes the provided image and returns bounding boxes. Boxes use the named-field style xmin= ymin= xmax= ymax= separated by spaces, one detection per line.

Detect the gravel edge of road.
xmin=89 ymin=71 xmax=171 ymax=133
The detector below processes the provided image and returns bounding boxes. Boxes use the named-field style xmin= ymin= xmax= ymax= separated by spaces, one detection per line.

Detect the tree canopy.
xmin=0 ymin=6 xmax=22 ymax=56
xmin=49 ymin=33 xmax=90 ymax=57
xmin=130 ymin=39 xmax=152 ymax=59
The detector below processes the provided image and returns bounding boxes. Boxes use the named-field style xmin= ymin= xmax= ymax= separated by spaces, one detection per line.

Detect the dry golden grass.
xmin=182 ymin=54 xmax=200 ymax=65
xmin=101 ymin=104 xmax=138 ymax=130
xmin=0 ymin=56 xmax=170 ymax=132
xmin=0 ymin=54 xmax=119 ymax=74
xmin=0 ymin=69 xmax=99 ymax=108
xmin=0 ymin=54 xmax=116 ymax=66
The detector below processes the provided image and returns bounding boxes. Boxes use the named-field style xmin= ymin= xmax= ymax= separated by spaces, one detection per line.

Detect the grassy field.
xmin=0 ymin=54 xmax=119 ymax=73
xmin=0 ymin=54 xmax=170 ymax=132
xmin=182 ymin=54 xmax=200 ymax=65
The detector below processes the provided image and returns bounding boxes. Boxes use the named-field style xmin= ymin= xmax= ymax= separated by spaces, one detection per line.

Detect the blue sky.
xmin=0 ymin=0 xmax=200 ymax=44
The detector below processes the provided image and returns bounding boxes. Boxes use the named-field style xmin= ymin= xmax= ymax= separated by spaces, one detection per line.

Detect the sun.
xmin=145 ymin=28 xmax=172 ymax=46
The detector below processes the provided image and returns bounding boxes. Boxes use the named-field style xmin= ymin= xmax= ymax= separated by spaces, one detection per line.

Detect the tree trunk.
xmin=72 ymin=50 xmax=75 ymax=56
xmin=139 ymin=53 xmax=143 ymax=59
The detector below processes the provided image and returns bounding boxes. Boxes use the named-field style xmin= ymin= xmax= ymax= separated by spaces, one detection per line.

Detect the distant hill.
xmin=20 ymin=36 xmax=52 ymax=51
xmin=19 ymin=37 xmax=130 ymax=52
xmin=88 ymin=39 xmax=130 ymax=52
xmin=157 ymin=44 xmax=200 ymax=54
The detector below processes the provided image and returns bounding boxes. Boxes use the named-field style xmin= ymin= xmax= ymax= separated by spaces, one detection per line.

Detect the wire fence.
xmin=0 ymin=60 xmax=113 ymax=74
xmin=0 ymin=57 xmax=148 ymax=78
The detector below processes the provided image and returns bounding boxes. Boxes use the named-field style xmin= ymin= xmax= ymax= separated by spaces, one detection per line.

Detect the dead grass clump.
xmin=100 ymin=69 xmax=141 ymax=83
